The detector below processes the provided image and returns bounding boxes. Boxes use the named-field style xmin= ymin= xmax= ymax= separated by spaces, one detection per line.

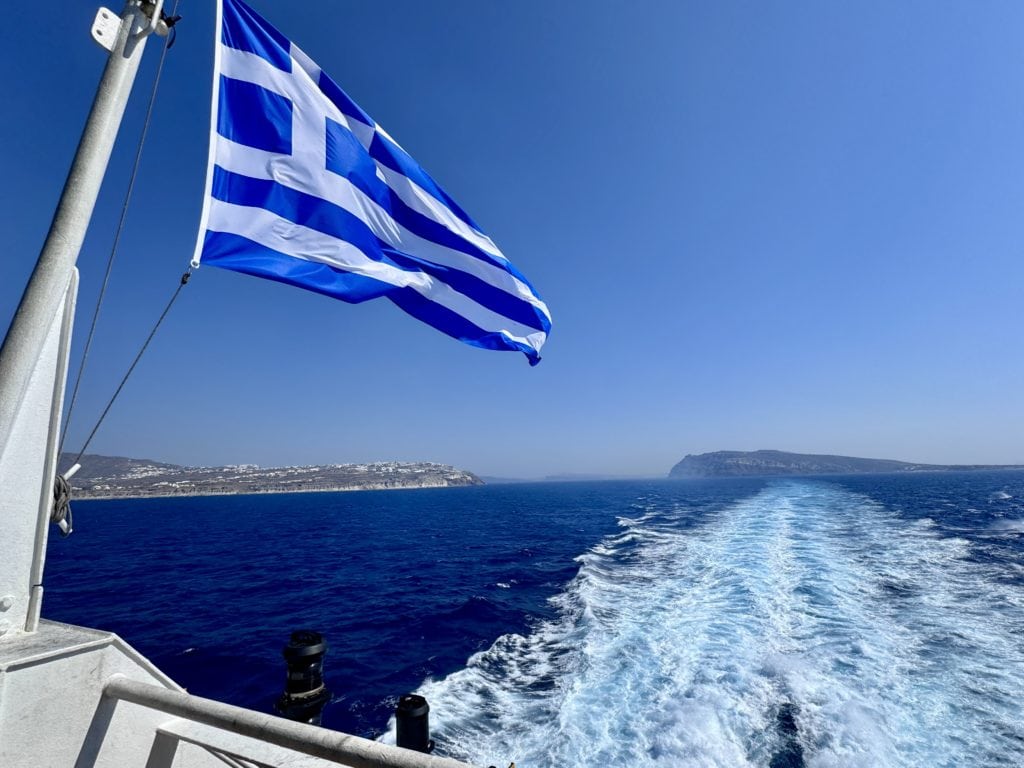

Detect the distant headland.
xmin=669 ymin=450 xmax=1024 ymax=478
xmin=60 ymin=453 xmax=482 ymax=499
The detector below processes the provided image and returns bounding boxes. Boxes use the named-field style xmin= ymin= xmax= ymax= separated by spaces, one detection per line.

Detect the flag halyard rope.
xmin=70 ymin=267 xmax=192 ymax=468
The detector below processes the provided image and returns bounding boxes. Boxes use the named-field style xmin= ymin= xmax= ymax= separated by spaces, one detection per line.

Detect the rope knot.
xmin=52 ymin=474 xmax=73 ymax=537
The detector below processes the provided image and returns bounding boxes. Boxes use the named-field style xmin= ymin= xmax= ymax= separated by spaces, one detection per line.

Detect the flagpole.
xmin=0 ymin=1 xmax=160 ymax=637
xmin=0 ymin=1 xmax=159 ymax=455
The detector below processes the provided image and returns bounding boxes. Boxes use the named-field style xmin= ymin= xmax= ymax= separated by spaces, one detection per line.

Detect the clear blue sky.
xmin=3 ymin=1 xmax=1023 ymax=478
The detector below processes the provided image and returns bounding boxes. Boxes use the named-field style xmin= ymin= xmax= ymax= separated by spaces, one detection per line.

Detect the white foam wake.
xmin=384 ymin=482 xmax=1024 ymax=767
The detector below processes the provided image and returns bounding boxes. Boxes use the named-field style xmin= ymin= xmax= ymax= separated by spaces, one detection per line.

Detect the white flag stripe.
xmin=289 ymin=44 xmax=321 ymax=83
xmin=219 ymin=44 xmax=332 ymax=113
xmin=207 ymin=199 xmax=547 ymax=349
xmin=215 ymin=135 xmax=551 ymax=322
xmin=218 ymin=44 xmax=505 ymax=261
xmin=374 ymin=162 xmax=505 ymax=262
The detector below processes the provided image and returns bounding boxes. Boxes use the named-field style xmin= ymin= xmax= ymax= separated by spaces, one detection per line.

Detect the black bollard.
xmin=395 ymin=694 xmax=434 ymax=753
xmin=275 ymin=630 xmax=331 ymax=725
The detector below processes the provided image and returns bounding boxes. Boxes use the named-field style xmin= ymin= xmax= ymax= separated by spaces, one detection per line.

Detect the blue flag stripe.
xmin=204 ymin=231 xmax=540 ymax=363
xmin=314 ymin=69 xmax=480 ymax=234
xmin=217 ymin=76 xmax=292 ymax=153
xmin=211 ymin=166 xmax=551 ymax=332
xmin=366 ymin=131 xmax=482 ymax=234
xmin=321 ymin=119 xmax=509 ymax=271
xmin=220 ymin=0 xmax=291 ymax=73
xmin=202 ymin=231 xmax=398 ymax=301
xmin=317 ymin=71 xmax=374 ymax=130
xmin=388 ymin=288 xmax=542 ymax=364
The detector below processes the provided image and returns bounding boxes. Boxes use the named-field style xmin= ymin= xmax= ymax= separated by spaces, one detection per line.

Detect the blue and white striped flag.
xmin=193 ymin=0 xmax=551 ymax=364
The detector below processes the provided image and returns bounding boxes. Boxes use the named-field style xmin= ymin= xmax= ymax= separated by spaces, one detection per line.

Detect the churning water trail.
xmin=392 ymin=481 xmax=1024 ymax=768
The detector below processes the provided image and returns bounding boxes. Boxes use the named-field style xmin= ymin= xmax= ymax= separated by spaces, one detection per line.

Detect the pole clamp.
xmin=135 ymin=0 xmax=166 ymax=39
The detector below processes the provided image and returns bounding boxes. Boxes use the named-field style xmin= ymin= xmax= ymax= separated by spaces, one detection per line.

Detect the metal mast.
xmin=0 ymin=1 xmax=163 ymax=637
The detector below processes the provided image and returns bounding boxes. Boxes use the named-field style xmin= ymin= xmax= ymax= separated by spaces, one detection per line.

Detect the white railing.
xmin=103 ymin=676 xmax=474 ymax=768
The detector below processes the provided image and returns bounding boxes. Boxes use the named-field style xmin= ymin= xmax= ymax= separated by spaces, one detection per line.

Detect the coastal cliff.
xmin=60 ymin=453 xmax=483 ymax=499
xmin=669 ymin=450 xmax=1024 ymax=478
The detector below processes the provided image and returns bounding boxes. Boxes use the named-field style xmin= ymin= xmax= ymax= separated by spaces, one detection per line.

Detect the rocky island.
xmin=60 ymin=453 xmax=483 ymax=499
xmin=669 ymin=450 xmax=1024 ymax=478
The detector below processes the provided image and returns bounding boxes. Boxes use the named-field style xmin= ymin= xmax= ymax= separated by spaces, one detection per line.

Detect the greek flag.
xmin=193 ymin=0 xmax=551 ymax=364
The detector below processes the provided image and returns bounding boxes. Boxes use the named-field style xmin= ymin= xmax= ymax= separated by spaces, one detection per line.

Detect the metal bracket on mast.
xmin=91 ymin=8 xmax=120 ymax=51
xmin=94 ymin=0 xmax=164 ymax=51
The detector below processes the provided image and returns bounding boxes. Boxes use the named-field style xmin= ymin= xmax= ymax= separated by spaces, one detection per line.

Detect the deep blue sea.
xmin=43 ymin=473 xmax=1024 ymax=767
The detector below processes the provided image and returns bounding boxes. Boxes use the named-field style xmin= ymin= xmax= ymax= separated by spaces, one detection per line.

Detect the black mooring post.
xmin=395 ymin=694 xmax=434 ymax=753
xmin=275 ymin=630 xmax=331 ymax=725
